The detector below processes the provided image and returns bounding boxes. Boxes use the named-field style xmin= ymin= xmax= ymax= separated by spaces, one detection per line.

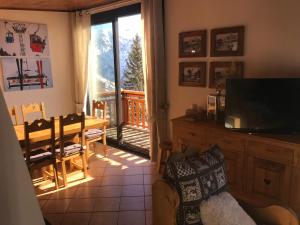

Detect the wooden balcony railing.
xmin=98 ymin=90 xmax=148 ymax=129
xmin=122 ymin=90 xmax=148 ymax=128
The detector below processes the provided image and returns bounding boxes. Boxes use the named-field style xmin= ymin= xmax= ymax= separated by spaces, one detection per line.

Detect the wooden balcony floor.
xmin=106 ymin=125 xmax=150 ymax=154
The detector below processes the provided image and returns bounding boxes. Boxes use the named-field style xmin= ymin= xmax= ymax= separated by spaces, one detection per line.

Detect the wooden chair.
xmin=56 ymin=112 xmax=87 ymax=187
xmin=24 ymin=117 xmax=58 ymax=189
xmin=9 ymin=105 xmax=19 ymax=125
xmin=85 ymin=100 xmax=107 ymax=160
xmin=21 ymin=102 xmax=46 ymax=123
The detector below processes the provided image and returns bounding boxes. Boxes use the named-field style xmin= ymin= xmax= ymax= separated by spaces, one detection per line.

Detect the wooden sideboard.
xmin=172 ymin=116 xmax=300 ymax=215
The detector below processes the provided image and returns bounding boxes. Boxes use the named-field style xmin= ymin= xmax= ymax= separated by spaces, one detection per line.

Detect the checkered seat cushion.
xmin=85 ymin=129 xmax=103 ymax=140
xmin=55 ymin=143 xmax=82 ymax=156
xmin=26 ymin=149 xmax=52 ymax=163
xmin=165 ymin=145 xmax=228 ymax=225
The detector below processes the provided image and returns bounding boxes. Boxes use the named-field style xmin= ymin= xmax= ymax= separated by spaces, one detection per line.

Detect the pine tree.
xmin=123 ymin=34 xmax=144 ymax=91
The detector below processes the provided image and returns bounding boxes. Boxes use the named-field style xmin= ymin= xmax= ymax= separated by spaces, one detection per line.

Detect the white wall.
xmin=165 ymin=0 xmax=300 ymax=120
xmin=0 ymin=10 xmax=75 ymax=119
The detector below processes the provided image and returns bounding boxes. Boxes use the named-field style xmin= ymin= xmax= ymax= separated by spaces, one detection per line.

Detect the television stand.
xmin=172 ymin=116 xmax=300 ymax=215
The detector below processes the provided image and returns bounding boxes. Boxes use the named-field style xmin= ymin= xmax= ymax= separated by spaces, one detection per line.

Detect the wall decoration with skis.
xmin=0 ymin=19 xmax=53 ymax=92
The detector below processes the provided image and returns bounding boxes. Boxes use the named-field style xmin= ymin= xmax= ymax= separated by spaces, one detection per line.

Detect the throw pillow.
xmin=200 ymin=192 xmax=256 ymax=225
xmin=165 ymin=145 xmax=228 ymax=225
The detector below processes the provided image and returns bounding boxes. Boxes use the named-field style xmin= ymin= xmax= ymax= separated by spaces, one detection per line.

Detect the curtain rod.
xmin=83 ymin=0 xmax=141 ymax=15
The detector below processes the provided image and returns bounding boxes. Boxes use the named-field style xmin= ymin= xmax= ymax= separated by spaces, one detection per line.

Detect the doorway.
xmin=87 ymin=4 xmax=150 ymax=157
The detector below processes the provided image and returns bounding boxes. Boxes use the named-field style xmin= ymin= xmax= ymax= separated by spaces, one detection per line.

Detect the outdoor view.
xmin=88 ymin=14 xmax=149 ymax=154
xmin=89 ymin=14 xmax=143 ymax=96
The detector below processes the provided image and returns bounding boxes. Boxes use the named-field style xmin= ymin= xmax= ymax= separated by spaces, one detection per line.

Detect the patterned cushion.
xmin=56 ymin=143 xmax=82 ymax=156
xmin=25 ymin=149 xmax=52 ymax=163
xmin=165 ymin=145 xmax=228 ymax=225
xmin=85 ymin=129 xmax=103 ymax=139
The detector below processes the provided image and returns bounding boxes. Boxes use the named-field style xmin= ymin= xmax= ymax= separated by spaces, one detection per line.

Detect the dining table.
xmin=14 ymin=116 xmax=109 ymax=142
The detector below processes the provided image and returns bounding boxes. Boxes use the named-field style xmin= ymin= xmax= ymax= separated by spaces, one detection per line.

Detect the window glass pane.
xmin=118 ymin=14 xmax=144 ymax=91
xmin=89 ymin=23 xmax=117 ymax=127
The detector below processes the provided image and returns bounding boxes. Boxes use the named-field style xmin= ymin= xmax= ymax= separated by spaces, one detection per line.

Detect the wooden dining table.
xmin=14 ymin=116 xmax=109 ymax=142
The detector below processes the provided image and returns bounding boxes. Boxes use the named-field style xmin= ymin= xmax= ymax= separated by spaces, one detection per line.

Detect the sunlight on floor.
xmin=35 ymin=143 xmax=156 ymax=197
xmin=35 ymin=143 xmax=158 ymax=225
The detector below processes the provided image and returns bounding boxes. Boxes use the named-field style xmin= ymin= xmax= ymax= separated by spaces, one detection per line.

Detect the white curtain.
xmin=141 ymin=0 xmax=169 ymax=161
xmin=71 ymin=11 xmax=91 ymax=113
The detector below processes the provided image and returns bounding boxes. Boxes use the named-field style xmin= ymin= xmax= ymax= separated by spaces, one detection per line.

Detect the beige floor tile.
xmin=88 ymin=158 xmax=108 ymax=168
xmin=88 ymin=167 xmax=105 ymax=177
xmin=145 ymin=196 xmax=152 ymax=211
xmin=67 ymin=199 xmax=95 ymax=212
xmin=123 ymin=175 xmax=144 ymax=185
xmin=144 ymin=185 xmax=152 ymax=196
xmin=143 ymin=174 xmax=159 ymax=185
xmin=146 ymin=211 xmax=152 ymax=225
xmin=118 ymin=211 xmax=145 ymax=225
xmin=121 ymin=185 xmax=144 ymax=197
xmin=104 ymin=167 xmax=125 ymax=176
xmin=89 ymin=212 xmax=118 ymax=225
xmin=61 ymin=213 xmax=91 ymax=225
xmin=43 ymin=199 xmax=71 ymax=213
xmin=44 ymin=213 xmax=64 ymax=225
xmin=94 ymin=198 xmax=120 ymax=212
xmin=39 ymin=199 xmax=47 ymax=209
xmin=74 ymin=187 xmax=99 ymax=198
xmin=101 ymin=175 xmax=123 ymax=186
xmin=50 ymin=187 xmax=78 ymax=199
xmin=143 ymin=166 xmax=157 ymax=175
xmin=79 ymin=177 xmax=102 ymax=187
xmin=97 ymin=186 xmax=122 ymax=197
xmin=120 ymin=197 xmax=145 ymax=211
xmin=124 ymin=167 xmax=144 ymax=175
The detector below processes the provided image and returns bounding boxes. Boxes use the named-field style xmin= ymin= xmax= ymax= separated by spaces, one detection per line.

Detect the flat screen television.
xmin=225 ymin=78 xmax=300 ymax=133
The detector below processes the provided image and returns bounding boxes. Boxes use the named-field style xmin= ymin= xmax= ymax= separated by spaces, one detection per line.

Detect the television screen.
xmin=225 ymin=78 xmax=300 ymax=133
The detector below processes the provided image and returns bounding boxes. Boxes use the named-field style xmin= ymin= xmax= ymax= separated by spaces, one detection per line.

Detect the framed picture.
xmin=1 ymin=57 xmax=53 ymax=92
xmin=179 ymin=62 xmax=206 ymax=87
xmin=209 ymin=61 xmax=244 ymax=89
xmin=179 ymin=30 xmax=207 ymax=57
xmin=210 ymin=26 xmax=245 ymax=56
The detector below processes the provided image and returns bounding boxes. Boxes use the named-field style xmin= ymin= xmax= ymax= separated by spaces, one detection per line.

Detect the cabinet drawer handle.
xmin=264 ymin=178 xmax=271 ymax=186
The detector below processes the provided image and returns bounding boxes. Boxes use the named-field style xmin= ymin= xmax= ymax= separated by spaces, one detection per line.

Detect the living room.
xmin=0 ymin=0 xmax=300 ymax=225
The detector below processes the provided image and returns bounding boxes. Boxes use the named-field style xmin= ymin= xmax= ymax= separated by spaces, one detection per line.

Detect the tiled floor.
xmin=36 ymin=143 xmax=159 ymax=225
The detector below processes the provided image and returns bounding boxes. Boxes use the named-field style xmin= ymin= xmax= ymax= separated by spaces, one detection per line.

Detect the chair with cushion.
xmin=85 ymin=100 xmax=107 ymax=160
xmin=21 ymin=102 xmax=46 ymax=123
xmin=56 ymin=112 xmax=87 ymax=187
xmin=9 ymin=105 xmax=19 ymax=125
xmin=24 ymin=117 xmax=58 ymax=189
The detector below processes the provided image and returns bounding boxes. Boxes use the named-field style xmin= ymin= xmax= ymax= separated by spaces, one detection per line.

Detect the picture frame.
xmin=179 ymin=30 xmax=207 ymax=57
xmin=210 ymin=26 xmax=245 ymax=57
xmin=209 ymin=61 xmax=244 ymax=89
xmin=179 ymin=62 xmax=207 ymax=87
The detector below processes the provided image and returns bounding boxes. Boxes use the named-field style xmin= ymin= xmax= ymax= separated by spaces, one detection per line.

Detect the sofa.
xmin=152 ymin=178 xmax=299 ymax=225
xmin=153 ymin=141 xmax=299 ymax=225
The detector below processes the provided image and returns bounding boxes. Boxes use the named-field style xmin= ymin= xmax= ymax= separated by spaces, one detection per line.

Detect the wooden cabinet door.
xmin=206 ymin=132 xmax=245 ymax=191
xmin=246 ymin=156 xmax=292 ymax=205
xmin=223 ymin=150 xmax=244 ymax=191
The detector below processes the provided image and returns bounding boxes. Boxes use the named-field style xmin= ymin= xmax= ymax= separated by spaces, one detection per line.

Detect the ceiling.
xmin=0 ymin=0 xmax=124 ymax=12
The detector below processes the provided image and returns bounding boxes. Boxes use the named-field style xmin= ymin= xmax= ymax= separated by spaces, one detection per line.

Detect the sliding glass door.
xmin=89 ymin=22 xmax=117 ymax=127
xmin=88 ymin=4 xmax=150 ymax=157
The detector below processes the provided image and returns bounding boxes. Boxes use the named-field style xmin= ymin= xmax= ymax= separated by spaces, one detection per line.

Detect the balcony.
xmin=99 ymin=90 xmax=150 ymax=156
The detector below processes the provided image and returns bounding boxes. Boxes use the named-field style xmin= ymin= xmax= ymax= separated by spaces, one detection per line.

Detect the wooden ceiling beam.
xmin=0 ymin=0 xmax=122 ymax=12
